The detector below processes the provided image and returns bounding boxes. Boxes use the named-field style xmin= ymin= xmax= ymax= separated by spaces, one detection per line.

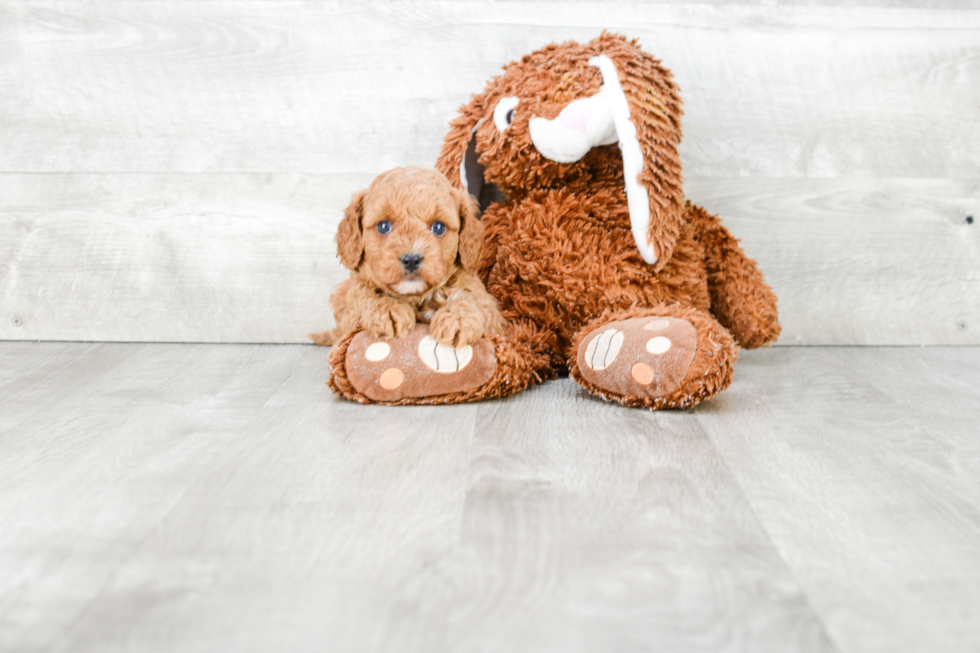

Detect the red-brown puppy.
xmin=311 ymin=167 xmax=503 ymax=348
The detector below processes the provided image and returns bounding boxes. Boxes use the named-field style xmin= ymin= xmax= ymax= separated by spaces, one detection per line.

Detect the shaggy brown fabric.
xmin=428 ymin=33 xmax=778 ymax=410
xmin=476 ymin=189 xmax=712 ymax=355
xmin=687 ymin=202 xmax=781 ymax=349
xmin=330 ymin=33 xmax=779 ymax=410
xmin=438 ymin=34 xmax=686 ymax=271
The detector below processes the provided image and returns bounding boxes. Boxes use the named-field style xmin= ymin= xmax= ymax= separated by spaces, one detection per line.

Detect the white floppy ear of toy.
xmin=527 ymin=54 xmax=656 ymax=265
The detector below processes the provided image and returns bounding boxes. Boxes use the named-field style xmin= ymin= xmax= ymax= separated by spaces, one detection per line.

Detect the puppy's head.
xmin=336 ymin=167 xmax=482 ymax=296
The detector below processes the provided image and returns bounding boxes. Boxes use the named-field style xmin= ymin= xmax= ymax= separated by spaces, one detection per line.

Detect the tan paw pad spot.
xmin=364 ymin=342 xmax=391 ymax=362
xmin=584 ymin=328 xmax=624 ymax=370
xmin=631 ymin=362 xmax=654 ymax=385
xmin=418 ymin=336 xmax=473 ymax=373
xmin=379 ymin=368 xmax=404 ymax=390
xmin=646 ymin=336 xmax=672 ymax=354
xmin=644 ymin=319 xmax=670 ymax=331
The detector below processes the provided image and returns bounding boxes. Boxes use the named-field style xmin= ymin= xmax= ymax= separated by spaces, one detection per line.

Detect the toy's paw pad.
xmin=576 ymin=316 xmax=698 ymax=398
xmin=418 ymin=336 xmax=473 ymax=372
xmin=345 ymin=323 xmax=496 ymax=401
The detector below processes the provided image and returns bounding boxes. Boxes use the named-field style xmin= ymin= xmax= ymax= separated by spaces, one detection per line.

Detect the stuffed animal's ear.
xmin=590 ymin=35 xmax=685 ymax=271
xmin=436 ymin=104 xmax=505 ymax=213
xmin=454 ymin=187 xmax=483 ymax=271
xmin=437 ymin=102 xmax=482 ymax=189
xmin=336 ymin=189 xmax=366 ymax=270
xmin=524 ymin=34 xmax=686 ymax=270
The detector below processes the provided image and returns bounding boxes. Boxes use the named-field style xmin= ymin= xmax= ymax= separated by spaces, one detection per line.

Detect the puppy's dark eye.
xmin=376 ymin=220 xmax=392 ymax=235
xmin=505 ymin=108 xmax=515 ymax=125
xmin=431 ymin=221 xmax=446 ymax=236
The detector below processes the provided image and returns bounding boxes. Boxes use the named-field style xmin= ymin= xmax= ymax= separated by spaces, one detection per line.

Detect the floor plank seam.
xmin=696 ymin=419 xmax=845 ymax=653
xmin=0 ymin=343 xmax=148 ymax=441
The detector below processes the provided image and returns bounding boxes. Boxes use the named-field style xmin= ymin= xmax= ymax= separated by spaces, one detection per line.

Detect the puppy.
xmin=310 ymin=167 xmax=503 ymax=348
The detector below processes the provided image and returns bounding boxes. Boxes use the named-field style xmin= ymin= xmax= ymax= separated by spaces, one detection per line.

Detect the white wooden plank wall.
xmin=0 ymin=2 xmax=978 ymax=344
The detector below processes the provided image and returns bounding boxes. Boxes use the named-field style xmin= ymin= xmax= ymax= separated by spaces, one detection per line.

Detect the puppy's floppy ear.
xmin=336 ymin=189 xmax=366 ymax=270
xmin=454 ymin=187 xmax=483 ymax=271
xmin=436 ymin=91 xmax=508 ymax=214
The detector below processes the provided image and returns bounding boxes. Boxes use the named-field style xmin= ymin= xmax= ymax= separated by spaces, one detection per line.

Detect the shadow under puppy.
xmin=310 ymin=167 xmax=503 ymax=349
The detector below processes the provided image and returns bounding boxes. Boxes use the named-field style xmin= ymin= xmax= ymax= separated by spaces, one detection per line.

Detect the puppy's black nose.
xmin=400 ymin=253 xmax=423 ymax=272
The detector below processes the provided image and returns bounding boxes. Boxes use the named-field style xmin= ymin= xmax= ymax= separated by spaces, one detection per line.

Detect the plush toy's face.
xmin=470 ymin=50 xmax=610 ymax=195
xmin=440 ymin=34 xmax=686 ymax=269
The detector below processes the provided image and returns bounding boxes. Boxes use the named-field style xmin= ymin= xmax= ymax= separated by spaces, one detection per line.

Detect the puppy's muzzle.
xmin=400 ymin=252 xmax=423 ymax=273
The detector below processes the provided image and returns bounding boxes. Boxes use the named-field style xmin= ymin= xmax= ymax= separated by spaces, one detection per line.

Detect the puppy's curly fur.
xmin=310 ymin=167 xmax=503 ymax=348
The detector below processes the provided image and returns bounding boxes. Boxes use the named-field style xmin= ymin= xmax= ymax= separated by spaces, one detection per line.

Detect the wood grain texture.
xmin=0 ymin=2 xmax=977 ymax=178
xmin=0 ymin=173 xmax=366 ymax=343
xmin=1 ymin=342 xmax=979 ymax=651
xmin=28 ymin=346 xmax=487 ymax=653
xmin=1 ymin=2 xmax=978 ymax=345
xmin=697 ymin=346 xmax=980 ymax=652
xmin=0 ymin=342 xmax=307 ymax=653
xmin=2 ymin=175 xmax=976 ymax=344
xmin=0 ymin=342 xmax=835 ymax=653
xmin=0 ymin=341 xmax=141 ymax=433
xmin=686 ymin=177 xmax=980 ymax=345
xmin=372 ymin=381 xmax=834 ymax=652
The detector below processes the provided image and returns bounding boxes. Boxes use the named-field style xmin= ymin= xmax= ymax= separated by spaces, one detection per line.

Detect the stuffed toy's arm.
xmin=687 ymin=202 xmax=781 ymax=349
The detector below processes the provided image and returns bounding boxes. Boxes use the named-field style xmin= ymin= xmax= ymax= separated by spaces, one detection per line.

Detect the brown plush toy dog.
xmin=329 ymin=33 xmax=780 ymax=408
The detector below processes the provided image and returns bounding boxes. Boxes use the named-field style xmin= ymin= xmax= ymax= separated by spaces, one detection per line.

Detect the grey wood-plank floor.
xmin=0 ymin=343 xmax=977 ymax=653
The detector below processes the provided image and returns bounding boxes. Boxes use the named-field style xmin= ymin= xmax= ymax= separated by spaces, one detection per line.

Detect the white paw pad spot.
xmin=364 ymin=342 xmax=391 ymax=362
xmin=644 ymin=319 xmax=670 ymax=331
xmin=646 ymin=336 xmax=672 ymax=354
xmin=418 ymin=336 xmax=473 ymax=373
xmin=584 ymin=328 xmax=624 ymax=370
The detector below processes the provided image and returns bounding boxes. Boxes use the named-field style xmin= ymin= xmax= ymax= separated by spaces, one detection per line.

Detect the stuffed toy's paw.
xmin=335 ymin=323 xmax=497 ymax=403
xmin=575 ymin=316 xmax=699 ymax=399
xmin=570 ymin=307 xmax=739 ymax=410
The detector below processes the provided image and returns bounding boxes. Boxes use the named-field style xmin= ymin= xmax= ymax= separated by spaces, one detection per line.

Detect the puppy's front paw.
xmin=430 ymin=305 xmax=485 ymax=347
xmin=365 ymin=302 xmax=416 ymax=339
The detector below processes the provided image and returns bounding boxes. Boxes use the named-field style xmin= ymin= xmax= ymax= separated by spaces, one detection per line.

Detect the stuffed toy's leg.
xmin=686 ymin=202 xmax=781 ymax=349
xmin=568 ymin=304 xmax=738 ymax=410
xmin=327 ymin=321 xmax=551 ymax=405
